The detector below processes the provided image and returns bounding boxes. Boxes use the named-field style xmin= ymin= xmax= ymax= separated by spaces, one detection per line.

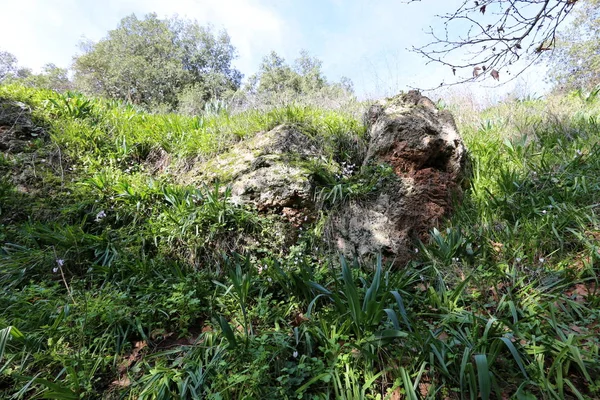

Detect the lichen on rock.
xmin=182 ymin=124 xmax=333 ymax=213
xmin=183 ymin=91 xmax=470 ymax=266
xmin=330 ymin=91 xmax=470 ymax=265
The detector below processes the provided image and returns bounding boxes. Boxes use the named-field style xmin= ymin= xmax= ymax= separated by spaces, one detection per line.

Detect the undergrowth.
xmin=0 ymin=84 xmax=599 ymax=399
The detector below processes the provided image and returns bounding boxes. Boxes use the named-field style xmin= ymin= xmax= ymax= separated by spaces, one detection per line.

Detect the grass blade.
xmin=475 ymin=354 xmax=491 ymax=400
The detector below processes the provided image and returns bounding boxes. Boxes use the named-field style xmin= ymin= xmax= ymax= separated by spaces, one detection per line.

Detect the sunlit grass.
xmin=0 ymin=83 xmax=599 ymax=399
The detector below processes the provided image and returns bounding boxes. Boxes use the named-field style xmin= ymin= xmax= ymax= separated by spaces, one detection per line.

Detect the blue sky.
xmin=0 ymin=0 xmax=550 ymax=99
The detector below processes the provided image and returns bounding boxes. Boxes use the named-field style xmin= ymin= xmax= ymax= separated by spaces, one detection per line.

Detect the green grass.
xmin=1 ymin=83 xmax=599 ymax=399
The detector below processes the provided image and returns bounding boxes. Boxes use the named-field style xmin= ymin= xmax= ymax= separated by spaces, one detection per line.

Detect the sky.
xmin=0 ymin=0 xmax=553 ymax=101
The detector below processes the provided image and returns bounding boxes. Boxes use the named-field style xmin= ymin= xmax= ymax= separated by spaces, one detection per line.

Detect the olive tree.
xmin=243 ymin=50 xmax=353 ymax=107
xmin=546 ymin=0 xmax=600 ymax=91
xmin=0 ymin=50 xmax=18 ymax=82
xmin=73 ymin=13 xmax=241 ymax=109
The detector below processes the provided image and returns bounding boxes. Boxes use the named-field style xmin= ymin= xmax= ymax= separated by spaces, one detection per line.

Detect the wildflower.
xmin=95 ymin=210 xmax=107 ymax=221
xmin=53 ymin=258 xmax=64 ymax=274
xmin=414 ymin=248 xmax=419 ymax=253
xmin=263 ymin=265 xmax=268 ymax=271
xmin=542 ymin=210 xmax=547 ymax=215
xmin=576 ymin=149 xmax=583 ymax=156
xmin=293 ymin=350 xmax=298 ymax=358
xmin=539 ymin=257 xmax=545 ymax=263
xmin=516 ymin=258 xmax=522 ymax=263
xmin=267 ymin=277 xmax=272 ymax=283
xmin=258 ymin=266 xmax=263 ymax=274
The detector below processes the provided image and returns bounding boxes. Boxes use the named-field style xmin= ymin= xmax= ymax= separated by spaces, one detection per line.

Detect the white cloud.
xmin=0 ymin=0 xmax=287 ymax=77
xmin=0 ymin=0 xmax=547 ymax=99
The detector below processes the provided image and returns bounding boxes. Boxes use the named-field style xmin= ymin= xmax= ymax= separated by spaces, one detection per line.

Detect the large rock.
xmin=330 ymin=91 xmax=469 ymax=263
xmin=183 ymin=91 xmax=469 ymax=264
xmin=0 ymin=99 xmax=45 ymax=152
xmin=183 ymin=124 xmax=332 ymax=224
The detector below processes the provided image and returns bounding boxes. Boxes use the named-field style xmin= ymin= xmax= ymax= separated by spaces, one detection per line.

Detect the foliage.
xmin=18 ymin=63 xmax=73 ymax=93
xmin=73 ymin=13 xmax=241 ymax=110
xmin=1 ymin=83 xmax=600 ymax=398
xmin=547 ymin=0 xmax=600 ymax=91
xmin=0 ymin=50 xmax=18 ymax=82
xmin=242 ymin=50 xmax=355 ymax=109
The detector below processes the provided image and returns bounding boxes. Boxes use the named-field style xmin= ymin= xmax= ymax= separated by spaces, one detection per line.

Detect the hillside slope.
xmin=1 ymin=84 xmax=599 ymax=399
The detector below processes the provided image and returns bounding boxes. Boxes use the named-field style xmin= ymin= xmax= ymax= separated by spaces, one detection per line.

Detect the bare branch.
xmin=404 ymin=0 xmax=580 ymax=87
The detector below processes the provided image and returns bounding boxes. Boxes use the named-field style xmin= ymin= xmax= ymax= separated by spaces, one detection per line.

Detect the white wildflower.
xmin=95 ymin=210 xmax=106 ymax=221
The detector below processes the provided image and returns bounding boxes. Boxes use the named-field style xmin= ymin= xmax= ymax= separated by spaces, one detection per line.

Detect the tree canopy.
xmin=0 ymin=50 xmax=18 ymax=82
xmin=547 ymin=0 xmax=600 ymax=91
xmin=244 ymin=50 xmax=353 ymax=105
xmin=73 ymin=13 xmax=241 ymax=109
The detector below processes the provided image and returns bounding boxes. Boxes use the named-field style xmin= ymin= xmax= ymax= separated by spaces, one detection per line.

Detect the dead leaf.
xmin=565 ymin=283 xmax=597 ymax=304
xmin=473 ymin=66 xmax=482 ymax=77
xmin=480 ymin=5 xmax=486 ymax=14
xmin=452 ymin=67 xmax=456 ymax=76
xmin=291 ymin=312 xmax=309 ymax=326
xmin=419 ymin=383 xmax=431 ymax=397
xmin=491 ymin=69 xmax=500 ymax=80
xmin=112 ymin=376 xmax=131 ymax=388
xmin=389 ymin=387 xmax=401 ymax=400
xmin=570 ymin=325 xmax=584 ymax=334
xmin=490 ymin=241 xmax=503 ymax=253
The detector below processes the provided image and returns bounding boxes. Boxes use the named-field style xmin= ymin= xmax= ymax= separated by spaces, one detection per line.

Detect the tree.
xmin=246 ymin=50 xmax=353 ymax=99
xmin=407 ymin=0 xmax=581 ymax=85
xmin=73 ymin=13 xmax=241 ymax=109
xmin=547 ymin=0 xmax=600 ymax=91
xmin=0 ymin=50 xmax=18 ymax=82
xmin=19 ymin=64 xmax=73 ymax=92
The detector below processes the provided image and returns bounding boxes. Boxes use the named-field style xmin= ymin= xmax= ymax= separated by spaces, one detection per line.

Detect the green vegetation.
xmin=548 ymin=0 xmax=600 ymax=92
xmin=1 ymin=83 xmax=599 ymax=399
xmin=242 ymin=50 xmax=354 ymax=109
xmin=73 ymin=14 xmax=241 ymax=111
